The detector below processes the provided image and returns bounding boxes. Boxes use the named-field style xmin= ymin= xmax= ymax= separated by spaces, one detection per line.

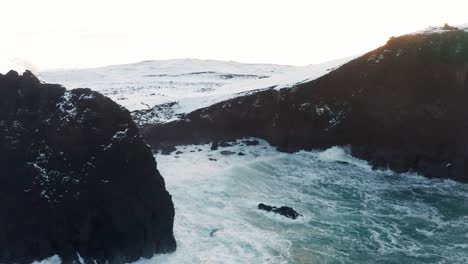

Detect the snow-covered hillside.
xmin=39 ymin=59 xmax=296 ymax=110
xmin=39 ymin=57 xmax=357 ymax=124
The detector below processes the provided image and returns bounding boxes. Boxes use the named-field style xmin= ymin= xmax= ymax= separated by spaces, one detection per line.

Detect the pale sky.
xmin=0 ymin=0 xmax=467 ymax=73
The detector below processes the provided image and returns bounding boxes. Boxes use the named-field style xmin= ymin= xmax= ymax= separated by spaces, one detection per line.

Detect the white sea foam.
xmin=34 ymin=143 xmax=468 ymax=264
xmin=31 ymin=255 xmax=61 ymax=264
xmin=316 ymin=146 xmax=372 ymax=170
xmin=144 ymin=143 xmax=468 ymax=263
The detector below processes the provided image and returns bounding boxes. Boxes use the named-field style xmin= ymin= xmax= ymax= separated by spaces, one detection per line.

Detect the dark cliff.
xmin=0 ymin=71 xmax=176 ymax=263
xmin=142 ymin=28 xmax=468 ymax=182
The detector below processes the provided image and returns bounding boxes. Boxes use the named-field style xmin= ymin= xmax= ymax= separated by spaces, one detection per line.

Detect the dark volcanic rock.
xmin=442 ymin=23 xmax=459 ymax=31
xmin=242 ymin=140 xmax=259 ymax=146
xmin=131 ymin=101 xmax=180 ymax=126
xmin=141 ymin=29 xmax=468 ymax=182
xmin=219 ymin=141 xmax=235 ymax=148
xmin=210 ymin=140 xmax=219 ymax=151
xmin=160 ymin=145 xmax=177 ymax=155
xmin=0 ymin=71 xmax=176 ymax=263
xmin=159 ymin=142 xmax=177 ymax=155
xmin=258 ymin=203 xmax=301 ymax=219
xmin=220 ymin=150 xmax=236 ymax=156
xmin=209 ymin=229 xmax=221 ymax=237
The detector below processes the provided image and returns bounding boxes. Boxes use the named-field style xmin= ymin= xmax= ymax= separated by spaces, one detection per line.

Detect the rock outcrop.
xmin=141 ymin=28 xmax=468 ymax=182
xmin=258 ymin=203 xmax=301 ymax=219
xmin=0 ymin=71 xmax=176 ymax=263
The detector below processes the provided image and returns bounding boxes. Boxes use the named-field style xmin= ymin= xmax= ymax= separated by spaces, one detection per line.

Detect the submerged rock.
xmin=219 ymin=141 xmax=234 ymax=147
xmin=160 ymin=144 xmax=177 ymax=155
xmin=258 ymin=203 xmax=301 ymax=219
xmin=220 ymin=150 xmax=236 ymax=156
xmin=0 ymin=71 xmax=176 ymax=263
xmin=210 ymin=140 xmax=219 ymax=150
xmin=209 ymin=229 xmax=221 ymax=237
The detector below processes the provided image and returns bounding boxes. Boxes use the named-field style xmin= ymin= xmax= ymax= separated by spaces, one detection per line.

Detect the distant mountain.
xmin=141 ymin=25 xmax=468 ymax=182
xmin=39 ymin=58 xmax=355 ymax=124
xmin=39 ymin=59 xmax=297 ymax=111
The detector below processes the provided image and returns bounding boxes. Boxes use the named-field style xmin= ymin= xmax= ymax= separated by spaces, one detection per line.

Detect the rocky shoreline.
xmin=140 ymin=29 xmax=468 ymax=183
xmin=0 ymin=71 xmax=176 ymax=263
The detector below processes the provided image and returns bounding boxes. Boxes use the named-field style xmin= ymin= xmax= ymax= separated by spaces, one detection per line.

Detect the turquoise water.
xmin=36 ymin=142 xmax=468 ymax=264
xmin=239 ymin=154 xmax=468 ymax=263
xmin=151 ymin=143 xmax=468 ymax=264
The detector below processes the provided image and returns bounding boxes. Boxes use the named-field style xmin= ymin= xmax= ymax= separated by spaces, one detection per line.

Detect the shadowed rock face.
xmin=141 ymin=30 xmax=468 ymax=182
xmin=0 ymin=71 xmax=176 ymax=264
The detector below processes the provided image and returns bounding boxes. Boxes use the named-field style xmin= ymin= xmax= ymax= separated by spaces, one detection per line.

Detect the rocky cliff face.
xmin=142 ymin=29 xmax=468 ymax=182
xmin=0 ymin=71 xmax=176 ymax=263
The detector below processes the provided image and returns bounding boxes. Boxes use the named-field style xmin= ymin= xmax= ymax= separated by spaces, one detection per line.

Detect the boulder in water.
xmin=160 ymin=144 xmax=177 ymax=155
xmin=210 ymin=140 xmax=219 ymax=150
xmin=220 ymin=150 xmax=236 ymax=155
xmin=258 ymin=203 xmax=301 ymax=219
xmin=219 ymin=141 xmax=235 ymax=147
xmin=243 ymin=139 xmax=260 ymax=146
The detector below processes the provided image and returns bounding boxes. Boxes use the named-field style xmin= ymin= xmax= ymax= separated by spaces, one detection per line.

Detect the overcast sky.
xmin=0 ymin=0 xmax=467 ymax=73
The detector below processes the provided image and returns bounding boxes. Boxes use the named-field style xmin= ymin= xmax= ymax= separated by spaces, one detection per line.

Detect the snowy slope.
xmin=39 ymin=59 xmax=296 ymax=111
xmin=143 ymin=56 xmax=358 ymax=123
xmin=39 ymin=57 xmax=358 ymax=124
xmin=407 ymin=23 xmax=468 ymax=35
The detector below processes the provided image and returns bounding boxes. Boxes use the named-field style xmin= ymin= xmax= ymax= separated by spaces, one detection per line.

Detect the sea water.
xmin=37 ymin=140 xmax=468 ymax=264
xmin=148 ymin=140 xmax=468 ymax=264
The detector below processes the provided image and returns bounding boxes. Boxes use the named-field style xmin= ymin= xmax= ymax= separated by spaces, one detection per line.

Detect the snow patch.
xmin=79 ymin=93 xmax=95 ymax=100
xmin=112 ymin=128 xmax=129 ymax=141
xmin=406 ymin=24 xmax=468 ymax=36
xmin=56 ymin=91 xmax=78 ymax=122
